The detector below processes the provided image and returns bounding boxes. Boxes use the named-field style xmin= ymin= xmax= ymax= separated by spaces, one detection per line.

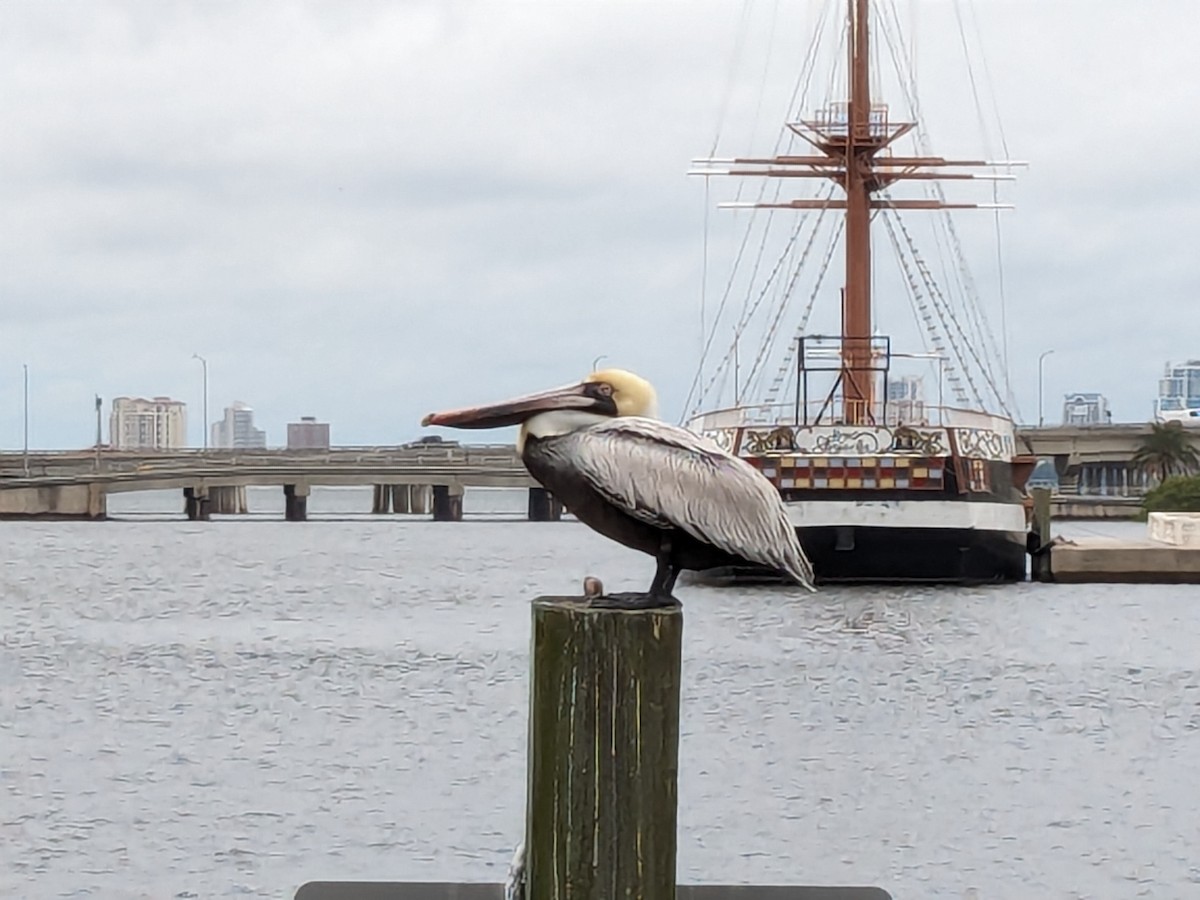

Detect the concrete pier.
xmin=527 ymin=487 xmax=563 ymax=522
xmin=0 ymin=483 xmax=107 ymax=520
xmin=431 ymin=484 xmax=463 ymax=521
xmin=371 ymin=485 xmax=390 ymax=514
xmin=1035 ymin=507 xmax=1200 ymax=584
xmin=1045 ymin=536 xmax=1200 ymax=584
xmin=184 ymin=486 xmax=211 ymax=521
xmin=209 ymin=485 xmax=248 ymax=515
xmin=284 ymin=484 xmax=309 ymax=521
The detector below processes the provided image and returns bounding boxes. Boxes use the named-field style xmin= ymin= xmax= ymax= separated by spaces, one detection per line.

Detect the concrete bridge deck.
xmin=0 ymin=445 xmax=542 ymax=521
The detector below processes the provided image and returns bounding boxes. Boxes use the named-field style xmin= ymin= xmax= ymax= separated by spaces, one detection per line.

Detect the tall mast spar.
xmin=843 ymin=0 xmax=873 ymax=424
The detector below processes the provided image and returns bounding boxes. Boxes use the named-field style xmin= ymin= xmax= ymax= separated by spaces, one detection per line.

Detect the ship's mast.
xmin=691 ymin=0 xmax=1020 ymax=426
xmin=843 ymin=0 xmax=873 ymax=424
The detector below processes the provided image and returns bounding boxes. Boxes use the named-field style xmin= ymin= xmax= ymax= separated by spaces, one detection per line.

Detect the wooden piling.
xmin=1030 ymin=487 xmax=1052 ymax=582
xmin=525 ymin=596 xmax=683 ymax=900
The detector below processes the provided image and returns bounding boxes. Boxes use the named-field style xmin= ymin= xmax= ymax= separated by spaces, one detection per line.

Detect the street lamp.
xmin=94 ymin=395 xmax=103 ymax=470
xmin=591 ymin=354 xmax=607 ymax=372
xmin=22 ymin=363 xmax=29 ymax=475
xmin=192 ymin=353 xmax=208 ymax=450
xmin=1037 ymin=349 xmax=1055 ymax=427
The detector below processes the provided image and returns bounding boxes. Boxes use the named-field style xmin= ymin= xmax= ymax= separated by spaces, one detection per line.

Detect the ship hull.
xmin=688 ymin=498 xmax=1030 ymax=586
xmin=690 ymin=523 xmax=1028 ymax=585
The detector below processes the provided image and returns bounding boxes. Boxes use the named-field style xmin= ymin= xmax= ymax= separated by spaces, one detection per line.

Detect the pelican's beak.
xmin=421 ymin=381 xmax=617 ymax=429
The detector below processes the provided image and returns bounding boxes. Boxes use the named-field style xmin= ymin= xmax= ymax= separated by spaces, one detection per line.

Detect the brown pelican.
xmin=421 ymin=368 xmax=815 ymax=604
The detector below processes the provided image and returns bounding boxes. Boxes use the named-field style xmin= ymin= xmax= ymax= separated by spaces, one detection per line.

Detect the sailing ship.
xmin=685 ymin=0 xmax=1036 ymax=584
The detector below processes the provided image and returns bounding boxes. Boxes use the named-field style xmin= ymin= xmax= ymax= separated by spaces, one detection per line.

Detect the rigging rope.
xmin=761 ymin=216 xmax=844 ymax=408
xmin=880 ymin=210 xmax=972 ymax=406
xmin=876 ymin=4 xmax=1011 ymax=410
xmin=743 ymin=195 xmax=839 ymax=400
xmin=682 ymin=1 xmax=834 ymax=419
xmin=882 ymin=203 xmax=1012 ymax=415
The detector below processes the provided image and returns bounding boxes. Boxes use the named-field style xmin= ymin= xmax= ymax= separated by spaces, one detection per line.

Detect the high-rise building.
xmin=884 ymin=375 xmax=925 ymax=425
xmin=210 ymin=401 xmax=267 ymax=449
xmin=1062 ymin=392 xmax=1110 ymax=426
xmin=110 ymin=396 xmax=188 ymax=450
xmin=287 ymin=416 xmax=330 ymax=450
xmin=1155 ymin=360 xmax=1200 ymax=423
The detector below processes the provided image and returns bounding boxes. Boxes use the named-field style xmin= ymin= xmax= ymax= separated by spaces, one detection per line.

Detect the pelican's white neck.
xmin=518 ymin=410 xmax=610 ymax=453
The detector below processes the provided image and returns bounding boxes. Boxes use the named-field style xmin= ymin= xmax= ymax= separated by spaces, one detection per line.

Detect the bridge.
xmin=0 ymin=444 xmax=542 ymax=521
xmin=1016 ymin=423 xmax=1200 ymax=495
xmin=1 ymin=424 xmax=1190 ymax=521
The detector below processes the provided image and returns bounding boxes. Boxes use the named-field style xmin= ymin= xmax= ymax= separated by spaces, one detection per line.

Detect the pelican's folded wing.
xmin=556 ymin=417 xmax=814 ymax=587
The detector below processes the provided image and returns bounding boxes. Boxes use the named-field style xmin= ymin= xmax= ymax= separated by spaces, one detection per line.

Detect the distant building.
xmin=210 ymin=401 xmax=267 ymax=449
xmin=1062 ymin=392 xmax=1110 ymax=426
xmin=110 ymin=396 xmax=188 ymax=450
xmin=885 ymin=375 xmax=925 ymax=425
xmin=287 ymin=416 xmax=330 ymax=450
xmin=1155 ymin=360 xmax=1200 ymax=423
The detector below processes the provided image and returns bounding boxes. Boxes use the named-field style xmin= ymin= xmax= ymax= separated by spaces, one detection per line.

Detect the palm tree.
xmin=1132 ymin=421 xmax=1200 ymax=482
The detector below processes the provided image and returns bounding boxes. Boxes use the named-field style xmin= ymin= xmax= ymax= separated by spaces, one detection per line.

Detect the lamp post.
xmin=591 ymin=354 xmax=607 ymax=372
xmin=192 ymin=353 xmax=209 ymax=450
xmin=22 ymin=363 xmax=29 ymax=476
xmin=94 ymin=395 xmax=103 ymax=470
xmin=1037 ymin=349 xmax=1055 ymax=427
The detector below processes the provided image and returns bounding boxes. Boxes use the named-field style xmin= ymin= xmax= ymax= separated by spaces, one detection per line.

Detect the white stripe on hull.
xmin=785 ymin=498 xmax=1027 ymax=532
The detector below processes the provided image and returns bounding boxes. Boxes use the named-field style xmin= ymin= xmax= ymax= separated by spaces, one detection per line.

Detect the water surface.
xmin=2 ymin=491 xmax=1198 ymax=898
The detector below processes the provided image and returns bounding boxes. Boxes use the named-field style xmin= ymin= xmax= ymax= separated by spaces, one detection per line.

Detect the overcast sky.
xmin=2 ymin=0 xmax=1198 ymax=449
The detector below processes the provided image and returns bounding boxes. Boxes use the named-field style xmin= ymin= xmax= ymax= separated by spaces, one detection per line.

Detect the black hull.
xmin=688 ymin=525 xmax=1029 ymax=586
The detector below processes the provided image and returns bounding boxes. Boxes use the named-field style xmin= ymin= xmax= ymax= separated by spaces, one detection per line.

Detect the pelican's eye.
xmin=592 ymin=382 xmax=614 ymax=398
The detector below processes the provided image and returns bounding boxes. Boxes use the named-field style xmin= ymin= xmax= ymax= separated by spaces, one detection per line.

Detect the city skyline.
xmin=2 ymin=2 xmax=1199 ymax=449
xmin=33 ymin=377 xmax=1191 ymax=453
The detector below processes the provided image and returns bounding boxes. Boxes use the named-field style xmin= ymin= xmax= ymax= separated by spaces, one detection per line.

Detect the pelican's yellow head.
xmin=584 ymin=368 xmax=660 ymax=419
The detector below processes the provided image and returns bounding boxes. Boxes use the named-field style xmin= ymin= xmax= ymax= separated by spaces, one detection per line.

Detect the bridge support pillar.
xmin=527 ymin=487 xmax=563 ymax=521
xmin=184 ymin=486 xmax=211 ymax=521
xmin=210 ymin=485 xmax=248 ymax=515
xmin=431 ymin=484 xmax=463 ymax=522
xmin=370 ymin=485 xmax=431 ymax=514
xmin=284 ymin=484 xmax=309 ymax=521
xmin=391 ymin=484 xmax=432 ymax=514
xmin=87 ymin=483 xmax=107 ymax=519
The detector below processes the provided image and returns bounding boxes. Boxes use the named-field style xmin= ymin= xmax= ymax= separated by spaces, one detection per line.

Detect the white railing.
xmin=686 ymin=402 xmax=1014 ymax=435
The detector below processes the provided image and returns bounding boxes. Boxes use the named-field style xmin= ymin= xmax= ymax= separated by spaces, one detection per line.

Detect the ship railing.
xmin=686 ymin=403 xmax=1014 ymax=434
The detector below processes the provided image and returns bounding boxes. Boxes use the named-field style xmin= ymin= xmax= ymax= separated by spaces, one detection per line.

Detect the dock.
xmin=1043 ymin=534 xmax=1200 ymax=584
xmin=1031 ymin=491 xmax=1200 ymax=584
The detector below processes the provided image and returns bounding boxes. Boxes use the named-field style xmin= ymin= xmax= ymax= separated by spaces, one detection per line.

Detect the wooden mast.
xmin=843 ymin=0 xmax=873 ymax=424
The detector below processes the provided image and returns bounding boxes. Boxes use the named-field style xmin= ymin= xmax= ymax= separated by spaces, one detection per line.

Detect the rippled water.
xmin=3 ymin=489 xmax=1199 ymax=899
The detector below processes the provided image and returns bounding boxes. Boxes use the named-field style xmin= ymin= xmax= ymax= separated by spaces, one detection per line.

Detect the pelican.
xmin=421 ymin=368 xmax=815 ymax=604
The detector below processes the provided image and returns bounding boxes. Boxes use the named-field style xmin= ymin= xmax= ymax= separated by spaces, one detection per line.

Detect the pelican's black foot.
xmin=586 ymin=591 xmax=678 ymax=610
